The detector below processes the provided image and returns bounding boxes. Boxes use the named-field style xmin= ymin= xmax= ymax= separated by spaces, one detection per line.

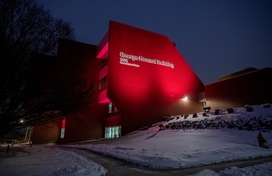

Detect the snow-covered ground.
xmin=0 ymin=144 xmax=107 ymax=176
xmin=0 ymin=104 xmax=272 ymax=175
xmin=189 ymin=162 xmax=272 ymax=176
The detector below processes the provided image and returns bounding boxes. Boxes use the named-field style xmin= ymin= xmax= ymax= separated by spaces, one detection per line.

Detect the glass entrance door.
xmin=105 ymin=126 xmax=121 ymax=139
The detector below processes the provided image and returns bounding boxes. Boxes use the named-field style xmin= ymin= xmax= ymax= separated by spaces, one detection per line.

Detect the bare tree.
xmin=0 ymin=0 xmax=94 ymax=136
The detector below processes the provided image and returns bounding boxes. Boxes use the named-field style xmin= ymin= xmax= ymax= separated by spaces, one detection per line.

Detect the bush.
xmin=246 ymin=106 xmax=254 ymax=112
xmin=214 ymin=109 xmax=220 ymax=115
xmin=162 ymin=116 xmax=170 ymax=121
xmin=227 ymin=108 xmax=234 ymax=113
xmin=203 ymin=107 xmax=211 ymax=112
xmin=159 ymin=124 xmax=163 ymax=130
xmin=263 ymin=104 xmax=271 ymax=108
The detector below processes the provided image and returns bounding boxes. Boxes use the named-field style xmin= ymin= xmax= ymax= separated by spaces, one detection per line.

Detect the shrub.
xmin=263 ymin=104 xmax=271 ymax=108
xmin=162 ymin=116 xmax=170 ymax=121
xmin=246 ymin=106 xmax=254 ymax=112
xmin=159 ymin=124 xmax=163 ymax=130
xmin=193 ymin=113 xmax=198 ymax=118
xmin=227 ymin=108 xmax=234 ymax=113
xmin=214 ymin=109 xmax=220 ymax=115
xmin=203 ymin=107 xmax=211 ymax=112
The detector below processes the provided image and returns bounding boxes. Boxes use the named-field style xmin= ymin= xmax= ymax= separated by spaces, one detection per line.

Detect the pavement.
xmin=64 ymin=147 xmax=272 ymax=176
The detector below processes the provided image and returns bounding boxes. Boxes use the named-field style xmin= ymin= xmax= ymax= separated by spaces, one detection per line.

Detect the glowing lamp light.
xmin=183 ymin=96 xmax=188 ymax=101
xmin=19 ymin=119 xmax=25 ymax=123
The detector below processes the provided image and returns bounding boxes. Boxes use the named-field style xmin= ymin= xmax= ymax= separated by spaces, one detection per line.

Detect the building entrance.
xmin=105 ymin=126 xmax=121 ymax=139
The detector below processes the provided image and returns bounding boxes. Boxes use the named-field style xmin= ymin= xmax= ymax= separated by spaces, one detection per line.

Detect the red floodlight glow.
xmin=102 ymin=21 xmax=204 ymax=134
xmin=61 ymin=118 xmax=66 ymax=128
xmin=96 ymin=42 xmax=108 ymax=59
xmin=98 ymin=89 xmax=110 ymax=103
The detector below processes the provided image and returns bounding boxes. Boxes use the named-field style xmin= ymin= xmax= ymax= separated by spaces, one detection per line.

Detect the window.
xmin=100 ymin=58 xmax=108 ymax=69
xmin=105 ymin=126 xmax=121 ymax=139
xmin=60 ymin=118 xmax=66 ymax=139
xmin=108 ymin=102 xmax=113 ymax=113
xmin=60 ymin=128 xmax=65 ymax=139
xmin=99 ymin=76 xmax=107 ymax=90
xmin=108 ymin=102 xmax=118 ymax=114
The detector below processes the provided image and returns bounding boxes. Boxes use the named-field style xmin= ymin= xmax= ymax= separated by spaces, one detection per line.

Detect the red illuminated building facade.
xmin=97 ymin=21 xmax=205 ymax=138
xmin=32 ymin=21 xmax=271 ymax=144
xmin=32 ymin=21 xmax=204 ymax=143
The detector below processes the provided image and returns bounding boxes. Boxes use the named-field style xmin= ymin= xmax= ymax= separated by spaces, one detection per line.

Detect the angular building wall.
xmin=57 ymin=39 xmax=108 ymax=144
xmin=205 ymin=67 xmax=272 ymax=110
xmin=106 ymin=21 xmax=204 ymax=134
xmin=32 ymin=39 xmax=108 ymax=144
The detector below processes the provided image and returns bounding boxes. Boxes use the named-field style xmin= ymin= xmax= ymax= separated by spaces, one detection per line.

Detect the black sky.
xmin=36 ymin=0 xmax=272 ymax=84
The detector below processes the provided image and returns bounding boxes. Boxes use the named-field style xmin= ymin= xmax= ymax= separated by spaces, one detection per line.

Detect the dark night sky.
xmin=36 ymin=0 xmax=272 ymax=84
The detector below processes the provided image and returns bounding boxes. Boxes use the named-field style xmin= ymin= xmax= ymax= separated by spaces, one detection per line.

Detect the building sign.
xmin=119 ymin=51 xmax=174 ymax=69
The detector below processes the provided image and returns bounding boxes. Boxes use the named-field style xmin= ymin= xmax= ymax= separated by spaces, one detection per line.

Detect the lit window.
xmin=108 ymin=102 xmax=113 ymax=113
xmin=60 ymin=128 xmax=65 ymax=139
xmin=100 ymin=58 xmax=108 ymax=69
xmin=60 ymin=118 xmax=66 ymax=139
xmin=105 ymin=126 xmax=121 ymax=139
xmin=99 ymin=76 xmax=107 ymax=90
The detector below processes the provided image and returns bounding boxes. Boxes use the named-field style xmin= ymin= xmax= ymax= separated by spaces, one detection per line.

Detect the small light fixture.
xmin=19 ymin=119 xmax=24 ymax=123
xmin=183 ymin=96 xmax=188 ymax=101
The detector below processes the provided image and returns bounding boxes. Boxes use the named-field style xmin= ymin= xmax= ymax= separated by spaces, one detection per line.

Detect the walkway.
xmin=65 ymin=147 xmax=272 ymax=176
